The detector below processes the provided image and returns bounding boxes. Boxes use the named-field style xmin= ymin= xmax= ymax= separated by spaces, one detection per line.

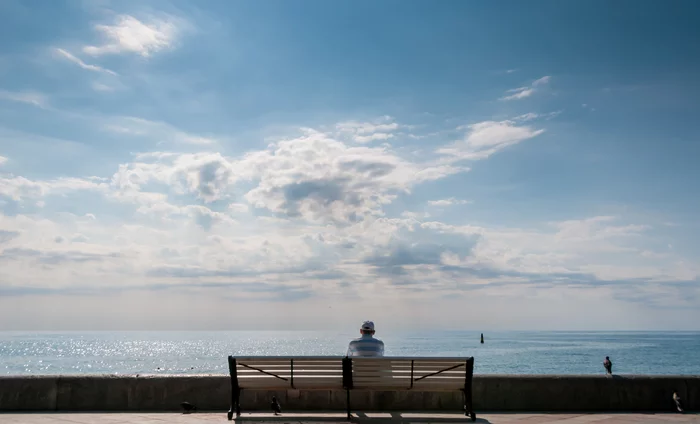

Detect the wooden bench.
xmin=227 ymin=356 xmax=475 ymax=421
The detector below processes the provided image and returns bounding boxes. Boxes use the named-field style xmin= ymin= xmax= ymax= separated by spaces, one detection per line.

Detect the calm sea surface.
xmin=1 ymin=331 xmax=698 ymax=375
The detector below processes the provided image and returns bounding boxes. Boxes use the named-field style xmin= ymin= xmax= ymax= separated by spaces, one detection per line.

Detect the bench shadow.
xmin=235 ymin=412 xmax=490 ymax=423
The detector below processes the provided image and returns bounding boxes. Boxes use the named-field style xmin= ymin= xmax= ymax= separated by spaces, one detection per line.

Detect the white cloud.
xmin=53 ymin=48 xmax=117 ymax=75
xmin=500 ymin=87 xmax=535 ymax=101
xmin=0 ymin=90 xmax=48 ymax=108
xmin=513 ymin=112 xmax=540 ymax=122
xmin=2 ymin=116 xmax=698 ymax=330
xmin=83 ymin=14 xmax=181 ymax=57
xmin=0 ymin=175 xmax=107 ymax=202
xmin=104 ymin=117 xmax=216 ymax=145
xmin=428 ymin=198 xmax=470 ymax=206
xmin=418 ymin=215 xmax=692 ymax=284
xmin=0 ymin=156 xmax=7 ymax=166
xmin=500 ymin=75 xmax=551 ymax=101
xmin=91 ymin=82 xmax=117 ymax=92
xmin=110 ymin=152 xmax=236 ymax=202
xmin=354 ymin=133 xmax=394 ymax=143
xmin=90 ymin=125 xmax=465 ymax=225
xmin=241 ymin=129 xmax=463 ymax=223
xmin=336 ymin=117 xmax=400 ymax=144
xmin=229 ymin=203 xmax=249 ymax=213
xmin=337 ymin=119 xmax=399 ymax=135
xmin=513 ymin=111 xmax=562 ymax=122
xmin=437 ymin=119 xmax=545 ymax=160
xmin=532 ymin=76 xmax=551 ymax=86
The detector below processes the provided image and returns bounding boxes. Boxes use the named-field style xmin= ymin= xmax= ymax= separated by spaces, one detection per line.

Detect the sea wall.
xmin=0 ymin=375 xmax=697 ymax=412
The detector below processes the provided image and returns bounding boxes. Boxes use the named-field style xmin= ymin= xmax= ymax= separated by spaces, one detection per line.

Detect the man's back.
xmin=347 ymin=334 xmax=385 ymax=357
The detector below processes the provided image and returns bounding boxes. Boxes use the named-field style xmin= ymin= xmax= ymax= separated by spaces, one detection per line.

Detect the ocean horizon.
xmin=2 ymin=331 xmax=699 ymax=376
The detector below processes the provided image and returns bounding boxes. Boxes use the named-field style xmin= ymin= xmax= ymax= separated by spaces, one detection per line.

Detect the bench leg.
xmin=462 ymin=389 xmax=476 ymax=422
xmin=228 ymin=388 xmax=241 ymax=420
xmin=236 ymin=389 xmax=242 ymax=417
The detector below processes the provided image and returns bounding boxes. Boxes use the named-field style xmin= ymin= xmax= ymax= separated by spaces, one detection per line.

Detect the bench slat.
xmin=351 ymin=359 xmax=466 ymax=363
xmin=237 ymin=364 xmax=341 ymax=369
xmin=238 ymin=370 xmax=343 ymax=379
xmin=351 ymin=362 xmax=463 ymax=365
xmin=239 ymin=382 xmax=343 ymax=389
xmin=351 ymin=366 xmax=466 ymax=372
xmin=237 ymin=363 xmax=343 ymax=367
xmin=238 ymin=361 xmax=344 ymax=364
xmin=238 ymin=378 xmax=344 ymax=389
xmin=352 ymin=372 xmax=466 ymax=379
xmin=237 ymin=361 xmax=342 ymax=366
xmin=353 ymin=365 xmax=466 ymax=369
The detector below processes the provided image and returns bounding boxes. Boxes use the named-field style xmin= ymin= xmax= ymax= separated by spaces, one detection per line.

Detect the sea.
xmin=1 ymin=331 xmax=699 ymax=376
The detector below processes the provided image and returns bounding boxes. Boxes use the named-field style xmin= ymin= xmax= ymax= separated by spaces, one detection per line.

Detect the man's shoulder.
xmin=350 ymin=338 xmax=384 ymax=345
xmin=349 ymin=336 xmax=383 ymax=343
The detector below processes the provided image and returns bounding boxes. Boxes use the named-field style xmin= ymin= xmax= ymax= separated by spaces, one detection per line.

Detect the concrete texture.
xmin=1 ymin=412 xmax=699 ymax=424
xmin=0 ymin=375 xmax=698 ymax=413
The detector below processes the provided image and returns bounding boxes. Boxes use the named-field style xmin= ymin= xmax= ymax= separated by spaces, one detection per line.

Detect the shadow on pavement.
xmin=235 ymin=411 xmax=490 ymax=423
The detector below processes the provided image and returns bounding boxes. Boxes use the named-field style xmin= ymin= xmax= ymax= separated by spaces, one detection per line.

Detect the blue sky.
xmin=0 ymin=0 xmax=699 ymax=330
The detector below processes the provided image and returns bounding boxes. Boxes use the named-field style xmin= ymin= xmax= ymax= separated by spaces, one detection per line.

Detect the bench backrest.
xmin=229 ymin=356 xmax=474 ymax=391
xmin=230 ymin=356 xmax=345 ymax=390
xmin=350 ymin=357 xmax=473 ymax=390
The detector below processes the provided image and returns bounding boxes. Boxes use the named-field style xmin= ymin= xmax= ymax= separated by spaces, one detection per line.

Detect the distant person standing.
xmin=347 ymin=321 xmax=384 ymax=357
xmin=603 ymin=356 xmax=613 ymax=375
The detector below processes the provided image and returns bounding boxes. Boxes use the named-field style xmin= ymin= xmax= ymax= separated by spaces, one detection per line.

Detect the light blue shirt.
xmin=346 ymin=334 xmax=385 ymax=357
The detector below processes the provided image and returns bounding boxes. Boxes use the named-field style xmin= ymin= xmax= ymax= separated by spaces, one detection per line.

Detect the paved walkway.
xmin=0 ymin=412 xmax=698 ymax=424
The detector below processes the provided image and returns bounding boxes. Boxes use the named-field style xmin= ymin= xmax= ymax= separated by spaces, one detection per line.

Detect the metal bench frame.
xmin=227 ymin=355 xmax=475 ymax=422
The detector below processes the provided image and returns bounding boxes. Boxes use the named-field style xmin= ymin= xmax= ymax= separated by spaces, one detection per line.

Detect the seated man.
xmin=347 ymin=321 xmax=385 ymax=357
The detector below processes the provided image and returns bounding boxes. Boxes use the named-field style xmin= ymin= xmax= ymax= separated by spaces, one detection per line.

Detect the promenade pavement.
xmin=0 ymin=412 xmax=699 ymax=424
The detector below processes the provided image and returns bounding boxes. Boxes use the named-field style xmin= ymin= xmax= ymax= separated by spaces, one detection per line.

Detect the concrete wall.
xmin=1 ymin=375 xmax=697 ymax=413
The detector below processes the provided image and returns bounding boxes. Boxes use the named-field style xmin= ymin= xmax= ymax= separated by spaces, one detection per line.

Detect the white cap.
xmin=361 ymin=321 xmax=375 ymax=331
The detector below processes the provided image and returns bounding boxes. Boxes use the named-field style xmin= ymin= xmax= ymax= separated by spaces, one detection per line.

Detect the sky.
xmin=1 ymin=0 xmax=699 ymax=331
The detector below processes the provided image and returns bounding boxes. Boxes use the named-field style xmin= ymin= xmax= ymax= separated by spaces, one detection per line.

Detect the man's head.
xmin=360 ymin=320 xmax=375 ymax=335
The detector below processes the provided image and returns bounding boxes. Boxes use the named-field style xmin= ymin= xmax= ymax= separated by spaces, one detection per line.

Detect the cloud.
xmin=229 ymin=203 xmax=249 ymax=213
xmin=417 ymin=215 xmax=666 ymax=283
xmin=513 ymin=111 xmax=562 ymax=123
xmin=532 ymin=76 xmax=551 ymax=86
xmin=0 ymin=90 xmax=48 ymax=108
xmin=500 ymin=75 xmax=551 ymax=101
xmin=241 ymin=129 xmax=464 ymax=223
xmin=83 ymin=14 xmax=182 ymax=57
xmin=513 ymin=112 xmax=540 ymax=122
xmin=53 ymin=48 xmax=117 ymax=75
xmin=0 ymin=230 xmax=20 ymax=243
xmin=1 ymin=114 xmax=698 ymax=330
xmin=501 ymin=87 xmax=535 ymax=101
xmin=104 ymin=117 xmax=216 ymax=145
xmin=0 ymin=175 xmax=107 ymax=202
xmin=0 ymin=156 xmax=7 ymax=166
xmin=0 ymin=247 xmax=120 ymax=265
xmin=437 ymin=120 xmax=545 ymax=160
xmin=355 ymin=133 xmax=394 ymax=143
xmin=71 ymin=234 xmax=90 ymax=243
xmin=336 ymin=117 xmax=400 ymax=144
xmin=91 ymin=82 xmax=117 ymax=92
xmin=337 ymin=119 xmax=399 ymax=134
xmin=428 ymin=198 xmax=470 ymax=206
xmin=110 ymin=152 xmax=236 ymax=202
xmin=134 ymin=203 xmax=237 ymax=230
